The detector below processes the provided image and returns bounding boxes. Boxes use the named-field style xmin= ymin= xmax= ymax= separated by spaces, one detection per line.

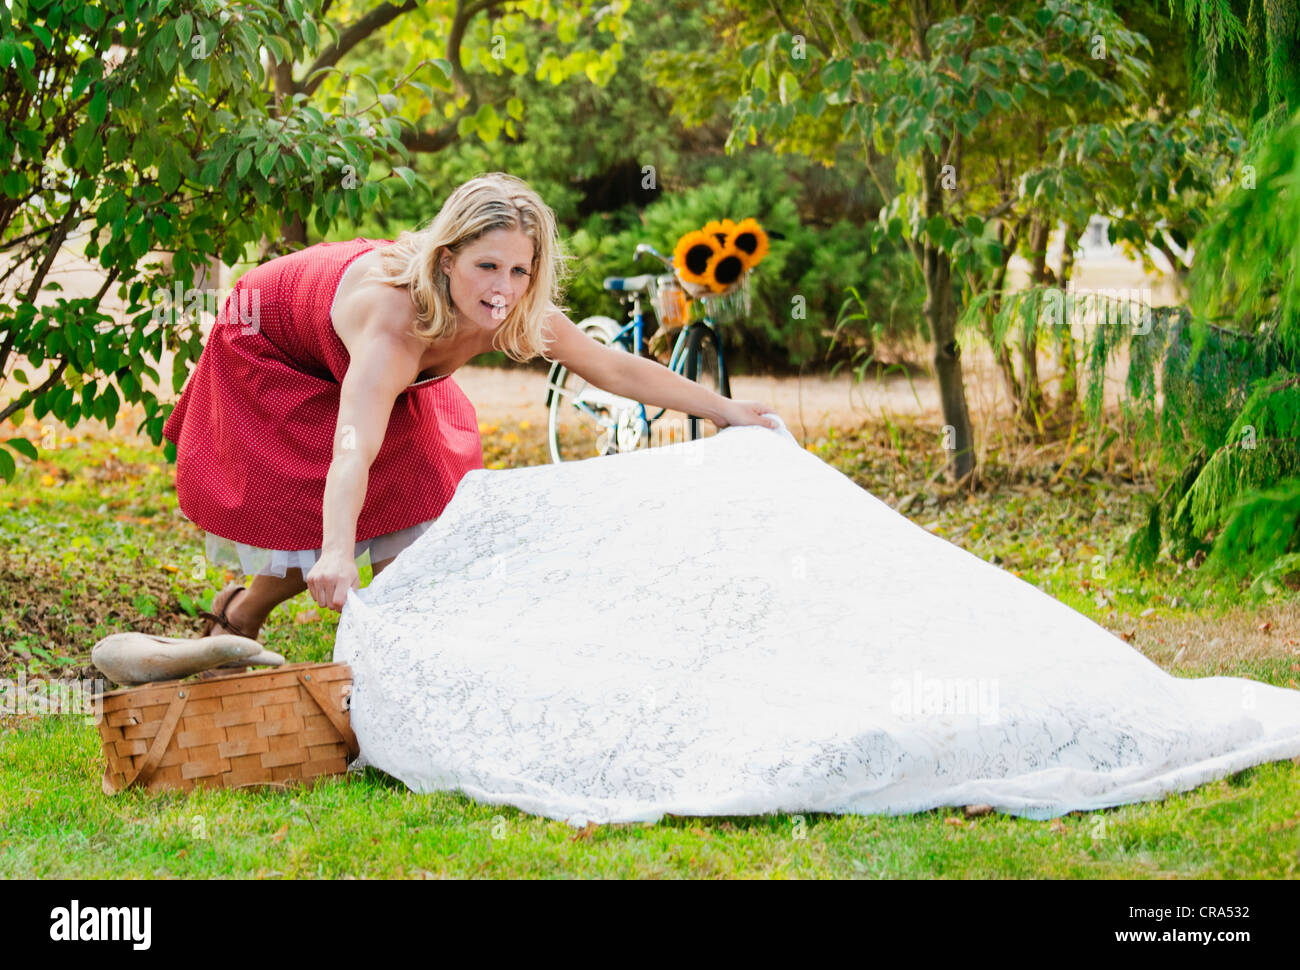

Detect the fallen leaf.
xmin=569 ymin=821 xmax=597 ymax=841
xmin=964 ymin=803 xmax=994 ymax=818
xmin=944 ymin=816 xmax=966 ymax=827
xmin=271 ymin=823 xmax=289 ymax=844
xmin=293 ymin=609 xmax=320 ymax=625
xmin=1049 ymin=819 xmax=1067 ymax=834
xmin=1258 ymin=621 xmax=1272 ymax=633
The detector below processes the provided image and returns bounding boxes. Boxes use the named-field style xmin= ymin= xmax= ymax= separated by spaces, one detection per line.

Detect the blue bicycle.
xmin=546 ymin=243 xmax=747 ymax=463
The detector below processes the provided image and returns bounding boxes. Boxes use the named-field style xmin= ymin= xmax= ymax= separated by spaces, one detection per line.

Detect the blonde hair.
xmin=372 ymin=172 xmax=570 ymax=362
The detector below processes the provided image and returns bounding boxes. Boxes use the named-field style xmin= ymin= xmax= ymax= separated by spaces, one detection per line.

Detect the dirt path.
xmin=0 ymin=360 xmax=956 ymax=446
xmin=4 ymin=343 xmax=1138 ymax=454
xmin=0 ymin=224 xmax=1146 ymax=446
xmin=402 ymin=341 xmax=1134 ymax=444
xmin=1 ymin=232 xmax=1133 ymax=445
xmin=447 ymin=364 xmax=938 ymax=438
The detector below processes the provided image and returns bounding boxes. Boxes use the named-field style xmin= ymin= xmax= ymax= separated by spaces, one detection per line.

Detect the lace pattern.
xmin=334 ymin=416 xmax=1300 ymax=827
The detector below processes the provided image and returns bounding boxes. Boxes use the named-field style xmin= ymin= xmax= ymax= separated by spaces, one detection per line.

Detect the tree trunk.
xmin=976 ymin=214 xmax=1025 ymax=416
xmin=1018 ymin=217 xmax=1049 ymax=432
xmin=979 ymin=311 xmax=1023 ymax=410
xmin=920 ymin=152 xmax=975 ymax=481
xmin=924 ymin=242 xmax=975 ymax=481
xmin=1054 ymin=220 xmax=1081 ymax=417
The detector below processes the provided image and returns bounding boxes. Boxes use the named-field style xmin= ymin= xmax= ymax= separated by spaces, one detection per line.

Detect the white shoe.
xmin=91 ymin=632 xmax=285 ymax=686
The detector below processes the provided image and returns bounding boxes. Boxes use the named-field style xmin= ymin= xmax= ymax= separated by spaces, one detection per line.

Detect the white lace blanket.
xmin=334 ymin=417 xmax=1300 ymax=827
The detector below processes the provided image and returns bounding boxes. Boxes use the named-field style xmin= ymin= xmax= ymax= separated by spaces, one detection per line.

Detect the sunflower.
xmin=700 ymin=218 xmax=738 ymax=248
xmin=704 ymin=244 xmax=747 ymax=293
xmin=672 ymin=230 xmax=720 ymax=288
xmin=728 ymin=217 xmax=769 ymax=270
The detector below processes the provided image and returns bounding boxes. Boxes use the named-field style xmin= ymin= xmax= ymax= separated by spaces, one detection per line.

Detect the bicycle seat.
xmin=603 ymin=274 xmax=656 ymax=293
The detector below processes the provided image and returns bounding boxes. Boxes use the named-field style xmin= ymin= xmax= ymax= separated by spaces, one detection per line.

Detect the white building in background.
xmin=1005 ymin=214 xmax=1184 ymax=310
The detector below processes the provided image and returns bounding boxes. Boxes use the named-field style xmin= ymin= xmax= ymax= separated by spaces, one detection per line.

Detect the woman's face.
xmin=441 ymin=228 xmax=535 ymax=334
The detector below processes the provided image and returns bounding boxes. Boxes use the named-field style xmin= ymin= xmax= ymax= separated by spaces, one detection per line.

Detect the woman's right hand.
xmin=306 ymin=549 xmax=360 ymax=612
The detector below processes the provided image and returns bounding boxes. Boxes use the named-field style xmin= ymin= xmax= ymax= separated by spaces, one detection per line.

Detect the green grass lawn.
xmin=1 ymin=415 xmax=1298 ymax=878
xmin=3 ymin=714 xmax=1298 ymax=878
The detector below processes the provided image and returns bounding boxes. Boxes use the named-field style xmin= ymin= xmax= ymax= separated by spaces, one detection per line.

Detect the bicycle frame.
xmin=605 ymin=291 xmax=725 ymax=440
xmin=548 ymin=242 xmax=731 ymax=455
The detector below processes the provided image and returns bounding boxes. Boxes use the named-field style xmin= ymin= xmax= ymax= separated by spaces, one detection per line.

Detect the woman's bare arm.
xmin=321 ymin=328 xmax=422 ymax=553
xmin=543 ymin=307 xmax=777 ymax=429
xmin=310 ymin=315 xmax=425 ymax=609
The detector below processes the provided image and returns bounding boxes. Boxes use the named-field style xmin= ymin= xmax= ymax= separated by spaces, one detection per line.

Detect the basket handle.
xmin=298 ymin=672 xmax=360 ymax=760
xmin=107 ymin=689 xmax=188 ymax=794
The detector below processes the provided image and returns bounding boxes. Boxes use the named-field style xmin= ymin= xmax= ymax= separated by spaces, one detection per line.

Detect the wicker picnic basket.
xmin=96 ymin=662 xmax=358 ymax=795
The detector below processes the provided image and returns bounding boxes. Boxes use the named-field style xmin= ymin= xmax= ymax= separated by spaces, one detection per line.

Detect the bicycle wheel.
xmin=682 ymin=324 xmax=731 ymax=441
xmin=547 ymin=326 xmax=647 ymax=463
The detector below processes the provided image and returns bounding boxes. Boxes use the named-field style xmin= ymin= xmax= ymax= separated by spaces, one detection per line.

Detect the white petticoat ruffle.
xmin=204 ymin=519 xmax=437 ymax=579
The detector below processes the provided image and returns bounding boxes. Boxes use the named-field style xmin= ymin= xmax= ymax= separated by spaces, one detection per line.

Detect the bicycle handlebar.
xmin=634 ymin=243 xmax=673 ymax=270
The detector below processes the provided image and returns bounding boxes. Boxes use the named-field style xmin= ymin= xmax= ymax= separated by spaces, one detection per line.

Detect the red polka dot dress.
xmin=162 ymin=237 xmax=483 ymax=577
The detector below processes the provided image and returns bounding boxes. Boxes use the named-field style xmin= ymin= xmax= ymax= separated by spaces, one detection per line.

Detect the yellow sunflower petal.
xmin=703 ymin=244 xmax=748 ymax=293
xmin=673 ymin=230 xmax=720 ymax=287
xmin=729 ymin=217 xmax=769 ymax=269
xmin=701 ymin=218 xmax=738 ymax=247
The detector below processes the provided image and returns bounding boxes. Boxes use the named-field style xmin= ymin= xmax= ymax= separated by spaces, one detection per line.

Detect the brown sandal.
xmin=197 ymin=581 xmax=259 ymax=642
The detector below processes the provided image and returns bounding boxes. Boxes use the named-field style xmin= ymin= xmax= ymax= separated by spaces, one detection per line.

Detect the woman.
xmin=162 ymin=172 xmax=777 ymax=642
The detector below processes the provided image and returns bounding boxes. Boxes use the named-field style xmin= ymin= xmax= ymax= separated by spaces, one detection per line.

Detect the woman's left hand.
xmin=713 ymin=398 xmax=780 ymax=430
